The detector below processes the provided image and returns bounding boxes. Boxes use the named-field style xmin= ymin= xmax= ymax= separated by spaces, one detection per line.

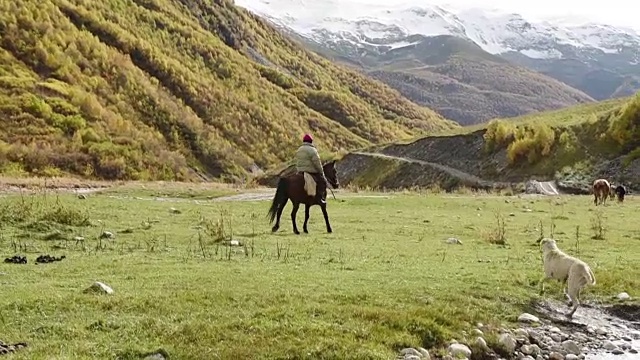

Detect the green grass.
xmin=436 ymin=96 xmax=631 ymax=137
xmin=1 ymin=184 xmax=639 ymax=359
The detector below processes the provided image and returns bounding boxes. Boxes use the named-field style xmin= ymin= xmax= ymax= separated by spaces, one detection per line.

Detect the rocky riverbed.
xmin=397 ymin=300 xmax=639 ymax=360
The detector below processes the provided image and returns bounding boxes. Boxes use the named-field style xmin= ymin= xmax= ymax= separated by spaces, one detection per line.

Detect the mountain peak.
xmin=236 ymin=0 xmax=640 ymax=59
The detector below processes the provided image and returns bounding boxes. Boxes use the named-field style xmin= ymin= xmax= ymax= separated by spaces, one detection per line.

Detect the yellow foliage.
xmin=483 ymin=119 xmax=515 ymax=151
xmin=505 ymin=123 xmax=556 ymax=164
xmin=0 ymin=0 xmax=457 ymax=181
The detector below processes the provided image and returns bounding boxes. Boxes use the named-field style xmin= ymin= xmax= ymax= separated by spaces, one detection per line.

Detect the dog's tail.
xmin=587 ymin=266 xmax=596 ymax=286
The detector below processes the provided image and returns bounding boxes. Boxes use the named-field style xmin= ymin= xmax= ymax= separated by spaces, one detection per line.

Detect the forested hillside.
xmin=0 ymin=0 xmax=457 ymax=181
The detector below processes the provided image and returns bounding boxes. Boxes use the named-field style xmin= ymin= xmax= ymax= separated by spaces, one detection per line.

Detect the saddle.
xmin=303 ymin=172 xmax=317 ymax=197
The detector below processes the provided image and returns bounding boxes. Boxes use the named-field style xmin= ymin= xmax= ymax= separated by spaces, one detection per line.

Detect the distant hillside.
xmin=501 ymin=52 xmax=640 ymax=101
xmin=439 ymin=96 xmax=632 ymax=136
xmin=290 ymin=34 xmax=596 ymax=125
xmin=260 ymin=94 xmax=640 ymax=192
xmin=0 ymin=0 xmax=457 ymax=181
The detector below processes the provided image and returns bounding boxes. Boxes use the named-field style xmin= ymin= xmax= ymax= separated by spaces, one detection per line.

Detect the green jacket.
xmin=295 ymin=143 xmax=324 ymax=176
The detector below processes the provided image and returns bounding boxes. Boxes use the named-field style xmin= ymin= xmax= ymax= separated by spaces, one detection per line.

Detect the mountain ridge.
xmin=236 ymin=0 xmax=640 ymax=102
xmin=276 ymin=30 xmax=597 ymax=124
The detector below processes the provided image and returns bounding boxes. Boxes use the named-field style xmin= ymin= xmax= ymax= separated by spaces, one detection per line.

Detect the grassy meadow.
xmin=0 ymin=183 xmax=639 ymax=359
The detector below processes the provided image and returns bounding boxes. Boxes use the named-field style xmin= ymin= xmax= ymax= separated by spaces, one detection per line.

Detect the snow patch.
xmin=236 ymin=0 xmax=640 ymax=60
xmin=520 ymin=48 xmax=563 ymax=59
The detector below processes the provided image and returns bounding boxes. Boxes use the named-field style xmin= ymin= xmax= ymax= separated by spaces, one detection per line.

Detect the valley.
xmin=236 ymin=0 xmax=640 ymax=124
xmin=1 ymin=1 xmax=640 ymax=359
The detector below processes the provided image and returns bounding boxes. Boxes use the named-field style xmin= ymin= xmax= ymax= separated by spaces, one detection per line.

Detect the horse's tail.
xmin=267 ymin=177 xmax=288 ymax=224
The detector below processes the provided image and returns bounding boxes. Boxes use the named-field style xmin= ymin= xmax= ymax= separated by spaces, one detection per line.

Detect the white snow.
xmin=387 ymin=41 xmax=420 ymax=50
xmin=235 ymin=0 xmax=640 ymax=59
xmin=520 ymin=49 xmax=563 ymax=59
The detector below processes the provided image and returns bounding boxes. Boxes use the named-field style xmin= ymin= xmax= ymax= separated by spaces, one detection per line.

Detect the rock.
xmin=83 ymin=281 xmax=114 ymax=295
xmin=472 ymin=329 xmax=484 ymax=336
xmin=528 ymin=330 xmax=544 ymax=344
xmin=475 ymin=337 xmax=488 ymax=350
xmin=446 ymin=237 xmax=463 ymax=245
xmin=404 ymin=356 xmax=421 ymax=360
xmin=565 ymin=355 xmax=579 ymax=360
xmin=518 ymin=313 xmax=540 ymax=323
xmin=143 ymin=349 xmax=168 ymax=360
xmin=400 ymin=348 xmax=422 ymax=357
xmin=561 ymin=340 xmax=581 ymax=355
xmin=619 ymin=342 xmax=631 ymax=350
xmin=417 ymin=347 xmax=431 ymax=359
xmin=523 ymin=357 xmax=535 ymax=360
xmin=448 ymin=343 xmax=472 ymax=358
xmin=99 ymin=231 xmax=114 ymax=239
xmin=144 ymin=354 xmax=167 ymax=360
xmin=603 ymin=341 xmax=618 ymax=350
xmin=596 ymin=328 xmax=608 ymax=335
xmin=617 ymin=292 xmax=631 ymax=301
xmin=549 ymin=352 xmax=564 ymax=360
xmin=78 ymin=194 xmax=87 ymax=199
xmin=551 ymin=334 xmax=563 ymax=342
xmin=611 ymin=349 xmax=624 ymax=355
xmin=549 ymin=344 xmax=564 ymax=354
xmin=521 ymin=344 xmax=541 ymax=356
xmin=515 ymin=328 xmax=529 ymax=340
xmin=499 ymin=333 xmax=517 ymax=353
xmin=169 ymin=207 xmax=181 ymax=214
xmin=573 ymin=333 xmax=588 ymax=343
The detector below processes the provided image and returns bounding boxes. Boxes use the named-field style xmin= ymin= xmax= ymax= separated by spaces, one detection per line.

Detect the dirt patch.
xmin=0 ymin=176 xmax=113 ymax=192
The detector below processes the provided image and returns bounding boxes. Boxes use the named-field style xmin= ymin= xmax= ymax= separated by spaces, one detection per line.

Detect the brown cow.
xmin=592 ymin=179 xmax=611 ymax=206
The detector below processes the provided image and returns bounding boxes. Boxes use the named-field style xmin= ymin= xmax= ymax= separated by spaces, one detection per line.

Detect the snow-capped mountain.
xmin=235 ymin=0 xmax=640 ymax=59
xmin=235 ymin=0 xmax=640 ymax=101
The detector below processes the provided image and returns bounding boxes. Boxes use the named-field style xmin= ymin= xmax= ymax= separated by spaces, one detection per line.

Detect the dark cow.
xmin=614 ymin=184 xmax=627 ymax=203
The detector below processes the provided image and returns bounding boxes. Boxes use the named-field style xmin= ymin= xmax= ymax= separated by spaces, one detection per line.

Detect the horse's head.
xmin=323 ymin=160 xmax=339 ymax=189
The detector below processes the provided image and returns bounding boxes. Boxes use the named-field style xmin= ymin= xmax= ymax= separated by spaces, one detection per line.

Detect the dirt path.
xmin=352 ymin=151 xmax=515 ymax=188
xmin=353 ymin=152 xmax=565 ymax=196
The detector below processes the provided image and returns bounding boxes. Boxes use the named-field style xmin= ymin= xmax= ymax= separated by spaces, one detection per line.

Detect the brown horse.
xmin=267 ymin=161 xmax=339 ymax=234
xmin=592 ymin=178 xmax=611 ymax=206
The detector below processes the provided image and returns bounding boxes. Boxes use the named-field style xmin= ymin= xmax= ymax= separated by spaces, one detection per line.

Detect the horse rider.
xmin=295 ymin=133 xmax=327 ymax=203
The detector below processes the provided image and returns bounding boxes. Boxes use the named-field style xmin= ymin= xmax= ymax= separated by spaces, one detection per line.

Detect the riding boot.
xmin=315 ymin=179 xmax=327 ymax=204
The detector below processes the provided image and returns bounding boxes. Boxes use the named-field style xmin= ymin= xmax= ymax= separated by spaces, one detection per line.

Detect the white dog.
xmin=539 ymin=238 xmax=596 ymax=317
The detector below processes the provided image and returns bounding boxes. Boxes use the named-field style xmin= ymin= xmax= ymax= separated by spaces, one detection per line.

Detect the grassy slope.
xmin=321 ymin=94 xmax=640 ymax=192
xmin=0 ymin=0 xmax=456 ymax=181
xmin=0 ymin=186 xmax=638 ymax=359
xmin=437 ymin=96 xmax=632 ymax=137
xmin=301 ymin=35 xmax=595 ymax=125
